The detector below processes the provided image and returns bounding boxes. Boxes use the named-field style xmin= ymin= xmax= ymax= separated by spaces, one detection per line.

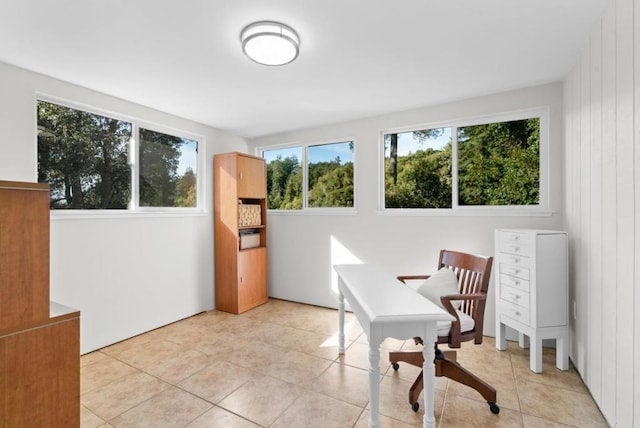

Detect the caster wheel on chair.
xmin=411 ymin=402 xmax=419 ymax=412
xmin=392 ymin=362 xmax=399 ymax=371
xmin=488 ymin=402 xmax=500 ymax=414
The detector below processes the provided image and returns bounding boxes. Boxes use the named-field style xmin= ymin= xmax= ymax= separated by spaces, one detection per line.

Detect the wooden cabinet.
xmin=0 ymin=181 xmax=80 ymax=427
xmin=0 ymin=181 xmax=50 ymax=331
xmin=495 ymin=228 xmax=569 ymax=373
xmin=214 ymin=153 xmax=268 ymax=314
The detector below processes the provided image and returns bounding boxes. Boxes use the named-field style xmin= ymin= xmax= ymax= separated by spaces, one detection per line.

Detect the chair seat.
xmin=437 ymin=310 xmax=475 ymax=337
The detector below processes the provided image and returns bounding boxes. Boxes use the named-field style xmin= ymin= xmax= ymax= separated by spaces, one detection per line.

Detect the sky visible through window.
xmin=177 ymin=139 xmax=198 ymax=175
xmin=263 ymin=141 xmax=353 ymax=164
xmin=260 ymin=129 xmax=450 ymax=165
xmin=308 ymin=142 xmax=352 ymax=164
xmin=387 ymin=127 xmax=452 ymax=157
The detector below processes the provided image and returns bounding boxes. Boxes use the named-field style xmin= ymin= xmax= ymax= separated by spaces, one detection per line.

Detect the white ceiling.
xmin=0 ymin=0 xmax=607 ymax=139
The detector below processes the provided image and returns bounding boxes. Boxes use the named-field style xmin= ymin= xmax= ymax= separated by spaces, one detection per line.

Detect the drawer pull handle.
xmin=509 ymin=269 xmax=519 ymax=275
xmin=512 ymin=310 xmax=520 ymax=316
xmin=511 ymin=293 xmax=520 ymax=300
xmin=509 ymin=246 xmax=520 ymax=252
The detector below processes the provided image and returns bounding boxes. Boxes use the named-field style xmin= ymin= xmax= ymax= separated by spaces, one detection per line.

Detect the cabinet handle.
xmin=511 ymin=293 xmax=520 ymax=300
xmin=508 ymin=268 xmax=519 ymax=275
xmin=239 ymin=172 xmax=243 ymax=180
xmin=512 ymin=310 xmax=520 ymax=316
xmin=509 ymin=246 xmax=520 ymax=253
xmin=240 ymin=276 xmax=244 ymax=283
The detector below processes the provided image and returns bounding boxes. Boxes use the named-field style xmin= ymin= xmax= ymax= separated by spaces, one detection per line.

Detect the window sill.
xmin=50 ymin=209 xmax=208 ymax=220
xmin=377 ymin=208 xmax=556 ymax=217
xmin=267 ymin=208 xmax=357 ymax=216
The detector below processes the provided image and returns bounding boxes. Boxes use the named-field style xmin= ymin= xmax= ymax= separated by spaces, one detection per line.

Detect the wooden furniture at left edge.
xmin=0 ymin=181 xmax=80 ymax=428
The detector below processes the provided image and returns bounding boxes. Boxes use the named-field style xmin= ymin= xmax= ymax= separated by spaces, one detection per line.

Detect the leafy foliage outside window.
xmin=308 ymin=142 xmax=354 ymax=208
xmin=264 ymin=147 xmax=303 ymax=209
xmin=38 ymin=101 xmax=132 ymax=209
xmin=37 ymin=100 xmax=200 ymax=210
xmin=385 ymin=128 xmax=452 ymax=208
xmin=263 ymin=141 xmax=354 ymax=210
xmin=384 ymin=117 xmax=541 ymax=209
xmin=139 ymin=129 xmax=197 ymax=208
xmin=457 ymin=119 xmax=539 ymax=205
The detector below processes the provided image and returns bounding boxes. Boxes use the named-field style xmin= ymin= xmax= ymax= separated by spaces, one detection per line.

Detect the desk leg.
xmin=338 ymin=291 xmax=346 ymax=354
xmin=368 ymin=341 xmax=381 ymax=428
xmin=422 ymin=325 xmax=437 ymax=428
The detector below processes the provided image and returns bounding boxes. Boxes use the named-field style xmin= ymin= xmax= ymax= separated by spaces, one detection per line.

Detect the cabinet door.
xmin=237 ymin=248 xmax=268 ymax=312
xmin=237 ymin=155 xmax=266 ymax=198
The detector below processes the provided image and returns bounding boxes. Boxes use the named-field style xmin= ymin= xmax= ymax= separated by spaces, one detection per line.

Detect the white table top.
xmin=333 ymin=264 xmax=454 ymax=325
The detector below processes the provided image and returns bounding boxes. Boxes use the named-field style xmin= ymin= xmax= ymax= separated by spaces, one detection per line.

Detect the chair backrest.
xmin=438 ymin=249 xmax=493 ymax=346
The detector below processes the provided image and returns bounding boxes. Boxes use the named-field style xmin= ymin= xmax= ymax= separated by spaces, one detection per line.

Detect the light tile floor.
xmin=80 ymin=299 xmax=608 ymax=427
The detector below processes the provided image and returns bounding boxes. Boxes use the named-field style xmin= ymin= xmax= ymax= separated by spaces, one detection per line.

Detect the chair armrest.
xmin=397 ymin=274 xmax=430 ymax=284
xmin=439 ymin=293 xmax=485 ymax=348
xmin=440 ymin=293 xmax=487 ymax=302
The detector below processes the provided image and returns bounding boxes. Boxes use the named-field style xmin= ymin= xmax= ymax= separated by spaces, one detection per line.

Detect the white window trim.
xmin=378 ymin=107 xmax=551 ymax=216
xmin=36 ymin=93 xmax=206 ymax=217
xmin=256 ymin=137 xmax=357 ymax=214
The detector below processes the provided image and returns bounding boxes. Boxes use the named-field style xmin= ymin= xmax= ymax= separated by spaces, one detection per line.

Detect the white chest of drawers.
xmin=494 ymin=228 xmax=569 ymax=373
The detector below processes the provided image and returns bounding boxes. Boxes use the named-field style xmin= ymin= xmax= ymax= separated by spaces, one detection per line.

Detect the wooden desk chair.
xmin=388 ymin=249 xmax=500 ymax=414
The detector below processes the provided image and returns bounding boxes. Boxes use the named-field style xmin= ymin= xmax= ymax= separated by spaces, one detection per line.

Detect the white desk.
xmin=334 ymin=264 xmax=454 ymax=428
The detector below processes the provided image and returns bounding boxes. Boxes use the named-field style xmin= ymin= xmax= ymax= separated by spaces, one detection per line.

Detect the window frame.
xmin=379 ymin=107 xmax=550 ymax=215
xmin=36 ymin=94 xmax=206 ymax=217
xmin=257 ymin=137 xmax=357 ymax=215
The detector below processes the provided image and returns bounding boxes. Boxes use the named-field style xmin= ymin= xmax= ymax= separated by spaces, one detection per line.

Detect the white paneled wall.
xmin=563 ymin=0 xmax=638 ymax=425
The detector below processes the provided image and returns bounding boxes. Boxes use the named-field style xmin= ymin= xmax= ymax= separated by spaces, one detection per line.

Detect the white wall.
xmin=0 ymin=61 xmax=248 ymax=353
xmin=564 ymin=0 xmax=639 ymax=425
xmin=248 ymin=83 xmax=566 ymax=338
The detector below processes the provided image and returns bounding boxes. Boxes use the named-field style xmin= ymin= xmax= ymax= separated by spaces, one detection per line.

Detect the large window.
xmin=261 ymin=140 xmax=354 ymax=210
xmin=383 ymin=111 xmax=545 ymax=211
xmin=37 ymin=99 xmax=201 ymax=211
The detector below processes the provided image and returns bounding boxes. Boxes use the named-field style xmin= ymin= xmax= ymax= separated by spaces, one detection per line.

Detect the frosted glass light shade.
xmin=241 ymin=21 xmax=299 ymax=66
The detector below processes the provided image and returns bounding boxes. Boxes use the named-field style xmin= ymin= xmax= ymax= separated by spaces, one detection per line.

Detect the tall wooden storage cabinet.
xmin=0 ymin=181 xmax=80 ymax=427
xmin=214 ymin=153 xmax=268 ymax=314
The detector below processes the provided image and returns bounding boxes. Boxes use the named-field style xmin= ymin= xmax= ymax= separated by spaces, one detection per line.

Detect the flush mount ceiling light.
xmin=241 ymin=21 xmax=299 ymax=66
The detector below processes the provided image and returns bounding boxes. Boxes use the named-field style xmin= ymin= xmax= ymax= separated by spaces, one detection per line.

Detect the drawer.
xmin=499 ymin=263 xmax=530 ymax=281
xmin=500 ymin=284 xmax=530 ymax=308
xmin=497 ymin=253 xmax=530 ymax=268
xmin=496 ymin=231 xmax=530 ymax=256
xmin=497 ymin=230 xmax=529 ymax=245
xmin=499 ymin=273 xmax=530 ymax=293
xmin=499 ymin=300 xmax=530 ymax=326
xmin=497 ymin=240 xmax=530 ymax=257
